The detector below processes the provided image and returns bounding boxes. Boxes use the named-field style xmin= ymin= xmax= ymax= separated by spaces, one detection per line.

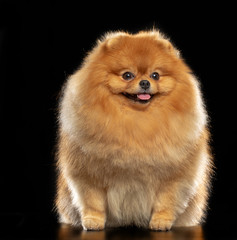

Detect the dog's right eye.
xmin=122 ymin=72 xmax=135 ymax=81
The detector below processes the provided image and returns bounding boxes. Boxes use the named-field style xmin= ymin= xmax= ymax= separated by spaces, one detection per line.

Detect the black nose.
xmin=139 ymin=80 xmax=150 ymax=90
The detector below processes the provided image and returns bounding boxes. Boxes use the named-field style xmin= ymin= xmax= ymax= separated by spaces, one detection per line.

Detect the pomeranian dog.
xmin=55 ymin=29 xmax=213 ymax=231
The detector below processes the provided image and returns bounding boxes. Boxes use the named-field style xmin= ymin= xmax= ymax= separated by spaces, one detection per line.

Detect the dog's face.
xmin=94 ymin=32 xmax=190 ymax=108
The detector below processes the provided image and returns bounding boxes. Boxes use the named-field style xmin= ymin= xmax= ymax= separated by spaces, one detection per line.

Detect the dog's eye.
xmin=150 ymin=72 xmax=160 ymax=80
xmin=122 ymin=72 xmax=135 ymax=81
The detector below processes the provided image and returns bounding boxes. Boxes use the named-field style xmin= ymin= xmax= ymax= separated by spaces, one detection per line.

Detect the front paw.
xmin=149 ymin=212 xmax=174 ymax=231
xmin=82 ymin=215 xmax=105 ymax=231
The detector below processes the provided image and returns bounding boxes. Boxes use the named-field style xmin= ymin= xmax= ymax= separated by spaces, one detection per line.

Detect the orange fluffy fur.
xmin=55 ymin=30 xmax=213 ymax=231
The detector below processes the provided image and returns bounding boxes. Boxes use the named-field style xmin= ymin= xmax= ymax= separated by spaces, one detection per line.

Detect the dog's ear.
xmin=99 ymin=31 xmax=129 ymax=51
xmin=144 ymin=30 xmax=181 ymax=58
xmin=160 ymin=39 xmax=181 ymax=58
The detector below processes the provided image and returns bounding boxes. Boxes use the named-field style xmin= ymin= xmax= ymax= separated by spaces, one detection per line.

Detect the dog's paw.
xmin=149 ymin=215 xmax=173 ymax=231
xmin=82 ymin=216 xmax=105 ymax=231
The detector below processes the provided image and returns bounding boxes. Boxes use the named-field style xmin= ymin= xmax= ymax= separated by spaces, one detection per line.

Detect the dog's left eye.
xmin=150 ymin=72 xmax=160 ymax=80
xmin=122 ymin=72 xmax=135 ymax=81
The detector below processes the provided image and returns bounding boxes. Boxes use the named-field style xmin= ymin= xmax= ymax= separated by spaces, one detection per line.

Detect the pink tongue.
xmin=137 ymin=94 xmax=151 ymax=100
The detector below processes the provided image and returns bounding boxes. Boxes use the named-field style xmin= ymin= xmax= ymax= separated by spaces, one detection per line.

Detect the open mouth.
xmin=122 ymin=92 xmax=154 ymax=104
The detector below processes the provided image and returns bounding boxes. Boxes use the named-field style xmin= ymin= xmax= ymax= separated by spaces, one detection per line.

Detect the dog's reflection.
xmin=57 ymin=224 xmax=204 ymax=240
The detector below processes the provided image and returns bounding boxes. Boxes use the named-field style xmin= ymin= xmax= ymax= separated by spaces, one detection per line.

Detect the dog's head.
xmin=78 ymin=31 xmax=192 ymax=112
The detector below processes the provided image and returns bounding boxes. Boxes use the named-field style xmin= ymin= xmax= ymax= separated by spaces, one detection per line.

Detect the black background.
xmin=0 ymin=1 xmax=237 ymax=239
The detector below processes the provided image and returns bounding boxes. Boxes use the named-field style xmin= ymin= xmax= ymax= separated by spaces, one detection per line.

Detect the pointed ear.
xmin=145 ymin=30 xmax=181 ymax=58
xmin=160 ymin=39 xmax=181 ymax=58
xmin=101 ymin=31 xmax=128 ymax=50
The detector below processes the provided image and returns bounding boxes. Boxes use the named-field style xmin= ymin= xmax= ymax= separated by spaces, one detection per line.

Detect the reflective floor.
xmin=1 ymin=213 xmax=236 ymax=240
xmin=57 ymin=225 xmax=204 ymax=240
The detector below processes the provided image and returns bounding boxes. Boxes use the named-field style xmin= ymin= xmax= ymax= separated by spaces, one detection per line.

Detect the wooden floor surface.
xmin=57 ymin=225 xmax=206 ymax=240
xmin=2 ymin=214 xmax=236 ymax=240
